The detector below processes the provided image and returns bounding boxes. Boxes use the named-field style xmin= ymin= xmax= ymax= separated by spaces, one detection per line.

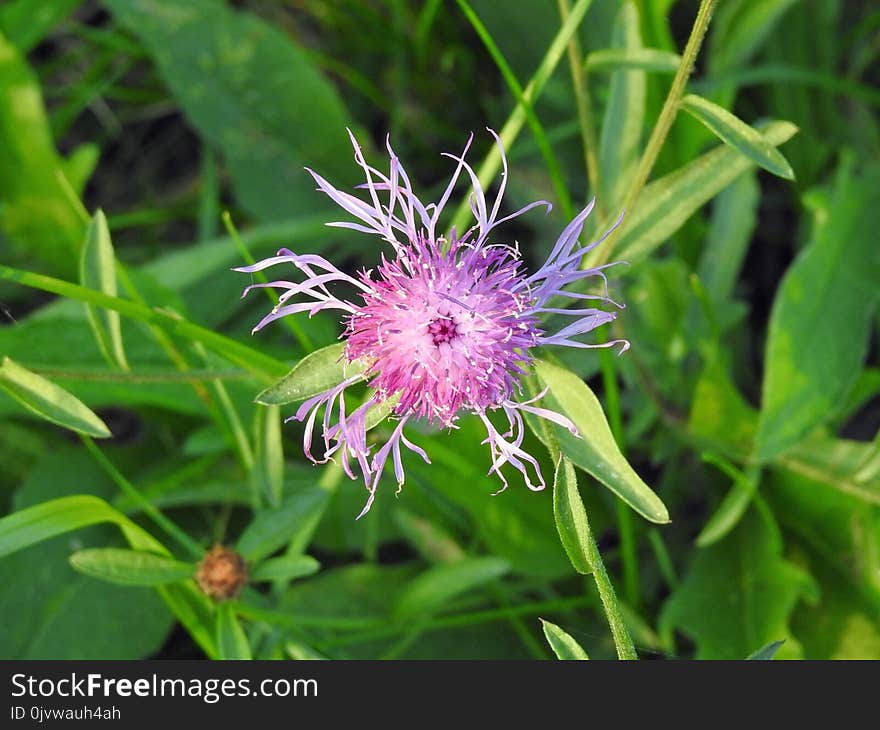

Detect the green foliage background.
xmin=0 ymin=0 xmax=878 ymax=660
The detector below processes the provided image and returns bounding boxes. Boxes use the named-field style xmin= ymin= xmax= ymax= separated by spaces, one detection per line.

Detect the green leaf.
xmin=0 ymin=0 xmax=83 ymax=54
xmin=393 ymin=557 xmax=510 ymax=621
xmin=696 ymin=171 xmax=760 ymax=305
xmin=0 ymin=452 xmax=174 ymax=660
xmin=534 ymin=359 xmax=668 ymax=524
xmin=552 ymin=457 xmax=593 ymax=574
xmin=0 ymin=446 xmax=217 ymax=658
xmin=394 ymin=509 xmax=466 ymax=564
xmin=660 ymin=509 xmax=816 ymax=659
xmin=680 ymin=94 xmax=795 ymax=179
xmin=0 ymin=264 xmax=288 ymax=381
xmin=236 ymin=487 xmax=330 ymax=563
xmin=614 ymin=120 xmax=798 ymax=264
xmin=255 ymin=343 xmax=361 ymax=405
xmin=695 ymin=458 xmax=759 ymax=548
xmin=104 ymin=0 xmax=354 ymax=223
xmin=216 ymin=603 xmax=251 ymax=660
xmin=69 ymin=548 xmax=195 ymax=586
xmin=0 ymin=356 xmax=110 ymax=437
xmin=0 ymin=494 xmax=163 ymax=560
xmin=410 ymin=423 xmax=571 ymax=579
xmin=768 ymin=437 xmax=880 ymax=606
xmin=688 ymin=359 xmax=757 ymax=461
xmin=756 ymin=161 xmax=880 ymax=461
xmin=746 ymin=639 xmax=785 ymax=660
xmin=599 ymin=2 xmax=646 ymax=208
xmin=585 ymin=47 xmax=681 ymax=73
xmin=250 ymin=555 xmax=320 ymax=583
xmin=0 ymin=31 xmax=85 ymax=279
xmin=540 ymin=619 xmax=589 ymax=659
xmin=79 ymin=210 xmax=129 ymax=371
xmin=253 ymin=404 xmax=284 ymax=506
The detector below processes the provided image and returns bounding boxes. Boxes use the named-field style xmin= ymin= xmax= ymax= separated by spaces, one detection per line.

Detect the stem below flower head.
xmin=584 ymin=0 xmax=718 ymax=269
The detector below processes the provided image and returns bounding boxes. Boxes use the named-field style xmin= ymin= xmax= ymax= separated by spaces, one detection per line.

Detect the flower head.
xmin=237 ymin=130 xmax=627 ymax=518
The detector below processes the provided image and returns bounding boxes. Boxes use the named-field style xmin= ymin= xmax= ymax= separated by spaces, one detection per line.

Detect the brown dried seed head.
xmin=196 ymin=545 xmax=248 ymax=601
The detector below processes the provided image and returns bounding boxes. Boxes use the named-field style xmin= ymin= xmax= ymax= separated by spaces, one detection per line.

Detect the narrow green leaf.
xmin=393 ymin=557 xmax=510 ymax=620
xmin=680 ymin=94 xmax=795 ymax=179
xmin=614 ymin=120 xmax=798 ymax=264
xmin=747 ymin=639 xmax=785 ymax=660
xmin=69 ymin=548 xmax=194 ymax=586
xmin=216 ymin=603 xmax=251 ymax=660
xmin=756 ymin=161 xmax=880 ymax=461
xmin=697 ymin=171 xmax=760 ymax=304
xmin=0 ymin=264 xmax=288 ymax=381
xmin=552 ymin=457 xmax=593 ymax=574
xmin=0 ymin=356 xmax=110 ymax=438
xmin=254 ymin=404 xmax=284 ymax=506
xmin=540 ymin=619 xmax=589 ymax=659
xmin=255 ymin=343 xmax=362 ymax=405
xmin=251 ymin=555 xmax=320 ymax=583
xmin=585 ymin=47 xmax=681 ymax=73
xmin=80 ymin=210 xmax=129 ymax=371
xmin=0 ymin=495 xmax=164 ymax=560
xmin=236 ymin=488 xmax=330 ymax=563
xmin=696 ymin=457 xmax=759 ymax=547
xmin=535 ymin=359 xmax=668 ymax=524
xmin=599 ymin=2 xmax=646 ymax=208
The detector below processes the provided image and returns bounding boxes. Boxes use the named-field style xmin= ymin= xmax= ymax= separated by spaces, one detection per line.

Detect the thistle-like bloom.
xmin=237 ymin=130 xmax=627 ymax=518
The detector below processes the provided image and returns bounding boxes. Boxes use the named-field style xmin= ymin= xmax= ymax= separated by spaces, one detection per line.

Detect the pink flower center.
xmin=428 ymin=316 xmax=458 ymax=345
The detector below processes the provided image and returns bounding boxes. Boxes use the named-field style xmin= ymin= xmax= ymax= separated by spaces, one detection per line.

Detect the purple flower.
xmin=237 ymin=130 xmax=627 ymax=518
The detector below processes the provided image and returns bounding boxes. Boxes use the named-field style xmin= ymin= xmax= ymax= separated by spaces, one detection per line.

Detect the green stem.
xmin=449 ymin=0 xmax=594 ymax=234
xmin=586 ymin=0 xmax=717 ymax=268
xmin=457 ymin=0 xmax=574 ymax=219
xmin=598 ymin=329 xmax=639 ymax=608
xmin=578 ymin=505 xmax=638 ymax=659
xmin=80 ymin=436 xmax=203 ymax=559
xmin=323 ymin=595 xmax=594 ymax=649
xmin=557 ymin=0 xmax=602 ymax=212
xmin=0 ymin=264 xmax=288 ymax=381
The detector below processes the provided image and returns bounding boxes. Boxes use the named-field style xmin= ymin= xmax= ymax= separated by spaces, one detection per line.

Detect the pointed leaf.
xmin=255 ymin=343 xmax=362 ymax=405
xmin=535 ymin=359 xmax=668 ymax=524
xmin=0 ymin=495 xmax=164 ymax=560
xmin=756 ymin=161 xmax=880 ymax=461
xmin=393 ymin=557 xmax=510 ymax=620
xmin=680 ymin=94 xmax=795 ymax=179
xmin=250 ymin=555 xmax=320 ymax=583
xmin=552 ymin=457 xmax=593 ymax=575
xmin=236 ymin=487 xmax=330 ymax=563
xmin=80 ymin=209 xmax=129 ymax=370
xmin=614 ymin=120 xmax=798 ymax=264
xmin=541 ymin=619 xmax=589 ymax=659
xmin=0 ymin=356 xmax=110 ymax=438
xmin=69 ymin=548 xmax=195 ymax=586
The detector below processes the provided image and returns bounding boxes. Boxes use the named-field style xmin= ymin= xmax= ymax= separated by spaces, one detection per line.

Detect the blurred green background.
xmin=0 ymin=0 xmax=878 ymax=660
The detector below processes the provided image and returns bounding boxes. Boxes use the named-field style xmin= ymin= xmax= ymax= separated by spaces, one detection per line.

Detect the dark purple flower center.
xmin=428 ymin=316 xmax=458 ymax=345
